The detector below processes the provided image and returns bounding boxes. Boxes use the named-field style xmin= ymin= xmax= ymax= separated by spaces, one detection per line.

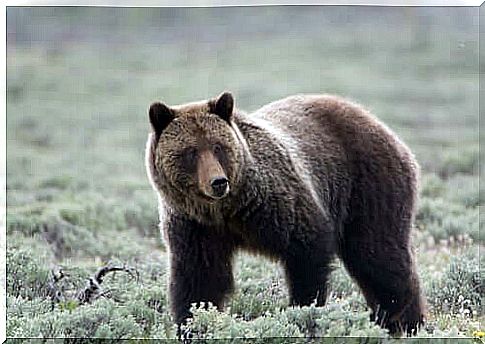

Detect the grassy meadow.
xmin=6 ymin=7 xmax=483 ymax=342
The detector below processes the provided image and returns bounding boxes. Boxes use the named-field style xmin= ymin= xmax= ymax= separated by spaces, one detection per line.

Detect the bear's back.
xmin=246 ymin=94 xmax=417 ymax=178
xmin=234 ymin=94 xmax=418 ymax=225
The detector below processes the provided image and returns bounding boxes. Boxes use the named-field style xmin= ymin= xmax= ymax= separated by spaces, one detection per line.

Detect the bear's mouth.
xmin=198 ymin=192 xmax=220 ymax=203
xmin=198 ymin=185 xmax=230 ymax=202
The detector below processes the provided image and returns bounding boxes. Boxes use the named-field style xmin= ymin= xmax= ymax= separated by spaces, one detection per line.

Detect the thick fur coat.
xmin=146 ymin=92 xmax=426 ymax=336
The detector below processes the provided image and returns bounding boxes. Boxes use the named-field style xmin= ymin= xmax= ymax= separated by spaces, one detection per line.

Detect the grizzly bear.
xmin=145 ymin=92 xmax=426 ymax=336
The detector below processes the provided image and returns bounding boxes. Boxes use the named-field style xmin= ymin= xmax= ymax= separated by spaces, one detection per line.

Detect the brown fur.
xmin=146 ymin=92 xmax=426 ymax=336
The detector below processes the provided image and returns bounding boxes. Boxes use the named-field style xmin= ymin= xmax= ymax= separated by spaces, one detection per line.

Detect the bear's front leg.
xmin=284 ymin=240 xmax=333 ymax=307
xmin=165 ymin=215 xmax=235 ymax=328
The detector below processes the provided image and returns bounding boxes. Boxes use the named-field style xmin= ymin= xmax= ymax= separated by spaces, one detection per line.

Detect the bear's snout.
xmin=210 ymin=177 xmax=230 ymax=199
xmin=198 ymin=149 xmax=230 ymax=200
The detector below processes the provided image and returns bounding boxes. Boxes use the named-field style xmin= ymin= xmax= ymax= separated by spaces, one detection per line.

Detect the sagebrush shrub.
xmin=427 ymin=251 xmax=483 ymax=318
xmin=437 ymin=148 xmax=478 ymax=178
xmin=416 ymin=197 xmax=479 ymax=243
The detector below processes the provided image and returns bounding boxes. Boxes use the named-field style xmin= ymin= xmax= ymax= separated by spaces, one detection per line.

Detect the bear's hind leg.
xmin=340 ymin=222 xmax=425 ymax=336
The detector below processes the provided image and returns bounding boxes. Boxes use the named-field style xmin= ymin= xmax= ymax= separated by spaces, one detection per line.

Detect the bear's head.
xmin=146 ymin=92 xmax=247 ymax=211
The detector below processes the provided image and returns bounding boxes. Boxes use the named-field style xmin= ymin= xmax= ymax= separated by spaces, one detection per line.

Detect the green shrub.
xmin=8 ymin=205 xmax=155 ymax=261
xmin=7 ymin=263 xmax=175 ymax=339
xmin=425 ymin=213 xmax=478 ymax=244
xmin=183 ymin=303 xmax=302 ymax=340
xmin=416 ymin=197 xmax=480 ymax=243
xmin=7 ymin=295 xmax=53 ymax=326
xmin=229 ymin=277 xmax=287 ymax=321
xmin=417 ymin=197 xmax=462 ymax=225
xmin=7 ymin=245 xmax=53 ymax=300
xmin=228 ymin=254 xmax=287 ymax=320
xmin=9 ymin=298 xmax=144 ymax=338
xmin=328 ymin=263 xmax=359 ymax=300
xmin=183 ymin=297 xmax=387 ymax=341
xmin=437 ymin=147 xmax=478 ymax=178
xmin=427 ymin=251 xmax=483 ymax=318
xmin=443 ymin=174 xmax=479 ymax=208
xmin=39 ymin=175 xmax=74 ymax=190
xmin=420 ymin=173 xmax=446 ymax=198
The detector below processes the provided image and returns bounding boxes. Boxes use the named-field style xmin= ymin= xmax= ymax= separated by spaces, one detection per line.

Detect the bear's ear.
xmin=210 ymin=92 xmax=234 ymax=122
xmin=149 ymin=102 xmax=175 ymax=136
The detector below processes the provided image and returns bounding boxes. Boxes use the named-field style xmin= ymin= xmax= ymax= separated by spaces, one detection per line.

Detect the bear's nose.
xmin=210 ymin=177 xmax=229 ymax=198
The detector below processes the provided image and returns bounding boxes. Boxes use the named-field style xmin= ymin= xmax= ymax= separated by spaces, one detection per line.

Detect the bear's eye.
xmin=184 ymin=147 xmax=197 ymax=161
xmin=213 ymin=143 xmax=222 ymax=155
xmin=179 ymin=147 xmax=197 ymax=172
